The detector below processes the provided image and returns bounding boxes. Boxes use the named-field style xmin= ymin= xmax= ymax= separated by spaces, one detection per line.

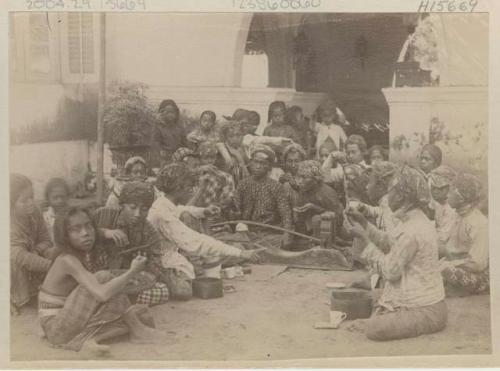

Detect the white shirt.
xmin=314 ymin=122 xmax=347 ymax=156
xmin=147 ymin=194 xmax=242 ymax=260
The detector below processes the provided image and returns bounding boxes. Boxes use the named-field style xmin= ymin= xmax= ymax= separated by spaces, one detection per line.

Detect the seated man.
xmin=234 ymin=144 xmax=294 ymax=248
xmin=440 ymin=173 xmax=489 ymax=296
xmin=293 ymin=160 xmax=346 ymax=252
xmin=93 ymin=181 xmax=173 ymax=305
xmin=148 ymin=163 xmax=260 ymax=282
xmin=39 ymin=206 xmax=164 ymax=356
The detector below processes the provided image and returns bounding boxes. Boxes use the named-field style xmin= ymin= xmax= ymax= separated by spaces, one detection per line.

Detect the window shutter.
xmin=62 ymin=13 xmax=99 ymax=83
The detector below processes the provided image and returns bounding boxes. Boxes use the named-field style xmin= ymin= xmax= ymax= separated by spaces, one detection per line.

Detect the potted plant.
xmin=103 ymin=81 xmax=157 ymax=169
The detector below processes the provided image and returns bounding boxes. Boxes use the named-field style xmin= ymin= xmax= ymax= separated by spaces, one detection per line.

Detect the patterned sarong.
xmin=38 ymin=271 xmax=131 ymax=351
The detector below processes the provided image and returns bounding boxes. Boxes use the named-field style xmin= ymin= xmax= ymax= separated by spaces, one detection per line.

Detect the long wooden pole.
xmin=96 ymin=13 xmax=106 ymax=205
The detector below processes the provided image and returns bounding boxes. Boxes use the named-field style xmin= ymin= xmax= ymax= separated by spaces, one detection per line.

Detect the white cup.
xmin=329 ymin=311 xmax=347 ymax=328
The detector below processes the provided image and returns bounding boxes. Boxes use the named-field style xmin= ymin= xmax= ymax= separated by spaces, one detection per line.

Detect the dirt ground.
xmin=10 ymin=265 xmax=491 ymax=362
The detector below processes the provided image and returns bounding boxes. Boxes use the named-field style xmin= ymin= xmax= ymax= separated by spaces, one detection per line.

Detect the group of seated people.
xmin=10 ymin=97 xmax=489 ymax=354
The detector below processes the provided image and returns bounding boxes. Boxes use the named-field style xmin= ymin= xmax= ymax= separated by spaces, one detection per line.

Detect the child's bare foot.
xmin=130 ymin=327 xmax=171 ymax=344
xmin=80 ymin=339 xmax=111 ymax=358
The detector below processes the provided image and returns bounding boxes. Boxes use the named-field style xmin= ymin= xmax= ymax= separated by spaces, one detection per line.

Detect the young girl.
xmin=10 ymin=174 xmax=58 ymax=314
xmin=313 ymin=99 xmax=349 ymax=157
xmin=43 ymin=177 xmax=71 ymax=243
xmin=39 ymin=206 xmax=165 ymax=356
xmin=187 ymin=110 xmax=220 ymax=150
xmin=285 ymin=105 xmax=310 ymax=151
xmin=263 ymin=101 xmax=302 ymax=145
xmin=217 ymin=120 xmax=249 ymax=186
xmin=368 ymin=145 xmax=388 ymax=165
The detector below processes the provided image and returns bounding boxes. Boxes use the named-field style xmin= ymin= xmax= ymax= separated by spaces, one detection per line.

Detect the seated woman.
xmin=346 ymin=166 xmax=446 ymax=341
xmin=278 ymin=143 xmax=307 ymax=208
xmin=419 ymin=143 xmax=442 ymax=176
xmin=95 ymin=181 xmax=172 ymax=305
xmin=43 ymin=177 xmax=71 ymax=243
xmin=10 ymin=174 xmax=59 ymax=314
xmin=192 ymin=142 xmax=237 ymax=223
xmin=217 ymin=120 xmax=249 ymax=187
xmin=106 ymin=156 xmax=149 ymax=209
xmin=293 ymin=160 xmax=346 ymax=252
xmin=39 ymin=206 xmax=165 ymax=356
xmin=428 ymin=165 xmax=458 ymax=256
xmin=186 ymin=110 xmax=220 ymax=150
xmin=440 ymin=173 xmax=489 ymax=296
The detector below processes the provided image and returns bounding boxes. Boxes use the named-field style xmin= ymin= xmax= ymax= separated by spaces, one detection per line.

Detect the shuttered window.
xmin=67 ymin=13 xmax=95 ymax=74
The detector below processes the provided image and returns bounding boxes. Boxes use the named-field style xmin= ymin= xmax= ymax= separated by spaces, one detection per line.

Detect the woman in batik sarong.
xmin=440 ymin=173 xmax=489 ymax=296
xmin=10 ymin=174 xmax=58 ymax=314
xmin=39 ymin=206 xmax=166 ymax=356
xmin=346 ymin=166 xmax=447 ymax=341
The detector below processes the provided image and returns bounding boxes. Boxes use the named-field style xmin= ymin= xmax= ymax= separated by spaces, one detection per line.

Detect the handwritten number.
xmin=469 ymin=0 xmax=478 ymax=11
xmin=311 ymin=0 xmax=320 ymax=7
xmin=26 ymin=0 xmax=33 ymax=8
xmin=448 ymin=0 xmax=456 ymax=11
xmin=248 ymin=0 xmax=256 ymax=9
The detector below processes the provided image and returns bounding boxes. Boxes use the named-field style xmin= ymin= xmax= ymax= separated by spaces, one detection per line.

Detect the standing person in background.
xmin=263 ymin=101 xmax=302 ymax=153
xmin=154 ymin=99 xmax=188 ymax=166
xmin=43 ymin=177 xmax=71 ymax=244
xmin=187 ymin=110 xmax=219 ymax=151
xmin=10 ymin=174 xmax=59 ymax=314
xmin=428 ymin=165 xmax=458 ymax=256
xmin=313 ymin=99 xmax=349 ymax=158
xmin=419 ymin=143 xmax=442 ymax=176
xmin=440 ymin=173 xmax=489 ymax=296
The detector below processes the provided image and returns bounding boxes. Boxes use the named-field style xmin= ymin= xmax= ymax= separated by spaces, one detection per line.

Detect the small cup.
xmin=223 ymin=267 xmax=236 ymax=279
xmin=329 ymin=310 xmax=347 ymax=328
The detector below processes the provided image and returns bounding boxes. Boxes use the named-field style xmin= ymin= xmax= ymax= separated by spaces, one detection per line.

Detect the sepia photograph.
xmin=6 ymin=5 xmax=492 ymax=364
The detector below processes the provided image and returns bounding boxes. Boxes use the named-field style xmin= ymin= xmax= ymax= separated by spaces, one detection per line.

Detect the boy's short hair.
xmin=119 ymin=181 xmax=155 ymax=208
xmin=156 ymin=163 xmax=195 ymax=194
xmin=346 ymin=134 xmax=368 ymax=153
xmin=44 ymin=177 xmax=70 ymax=201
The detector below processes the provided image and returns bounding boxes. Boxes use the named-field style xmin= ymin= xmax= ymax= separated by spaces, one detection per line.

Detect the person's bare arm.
xmin=63 ymin=255 xmax=146 ymax=302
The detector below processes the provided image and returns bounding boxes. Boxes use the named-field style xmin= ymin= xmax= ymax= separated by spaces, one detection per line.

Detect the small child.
xmin=313 ymin=99 xmax=349 ymax=157
xmin=345 ymin=134 xmax=369 ymax=168
xmin=187 ymin=110 xmax=219 ymax=150
xmin=43 ymin=177 xmax=71 ymax=244
xmin=367 ymin=145 xmax=388 ymax=165
xmin=263 ymin=101 xmax=302 ymax=145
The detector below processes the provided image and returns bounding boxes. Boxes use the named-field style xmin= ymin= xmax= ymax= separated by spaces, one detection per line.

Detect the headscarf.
xmin=371 ymin=161 xmax=399 ymax=180
xmin=10 ymin=173 xmax=33 ymax=209
xmin=429 ymin=165 xmax=457 ymax=188
xmin=119 ymin=181 xmax=155 ymax=208
xmin=250 ymin=144 xmax=276 ymax=164
xmin=392 ymin=165 xmax=431 ymax=210
xmin=156 ymin=163 xmax=194 ymax=194
xmin=172 ymin=147 xmax=197 ymax=163
xmin=283 ymin=143 xmax=307 ymax=161
xmin=296 ymin=160 xmax=324 ymax=183
xmin=421 ymin=144 xmax=443 ymax=167
xmin=124 ymin=156 xmax=147 ymax=173
xmin=453 ymin=173 xmax=482 ymax=205
xmin=198 ymin=141 xmax=219 ymax=157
